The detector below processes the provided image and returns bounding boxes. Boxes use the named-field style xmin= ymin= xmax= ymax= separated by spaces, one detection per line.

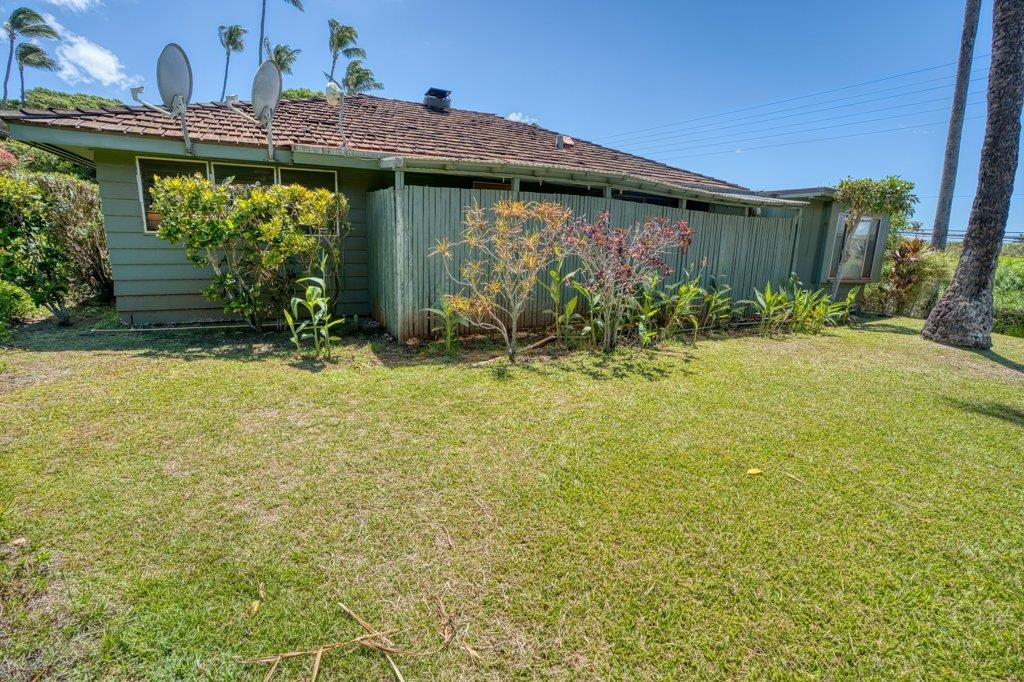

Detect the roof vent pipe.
xmin=423 ymin=87 xmax=451 ymax=111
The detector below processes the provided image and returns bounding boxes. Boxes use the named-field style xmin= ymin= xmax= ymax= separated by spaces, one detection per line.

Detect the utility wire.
xmin=616 ymin=75 xmax=988 ymax=148
xmin=660 ymin=115 xmax=986 ymax=161
xmin=625 ymin=95 xmax=985 ymax=154
xmin=634 ymin=99 xmax=986 ymax=156
xmin=599 ymin=53 xmax=991 ymax=141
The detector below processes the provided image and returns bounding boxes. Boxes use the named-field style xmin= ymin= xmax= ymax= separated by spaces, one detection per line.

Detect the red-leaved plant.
xmin=560 ymin=211 xmax=693 ymax=352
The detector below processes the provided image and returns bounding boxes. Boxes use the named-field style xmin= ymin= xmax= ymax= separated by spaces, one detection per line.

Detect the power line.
xmin=616 ymin=75 xmax=988 ymax=148
xmin=633 ymin=100 xmax=986 ymax=156
xmin=659 ymin=115 xmax=986 ymax=161
xmin=599 ymin=53 xmax=991 ymax=142
xmin=625 ymin=95 xmax=985 ymax=155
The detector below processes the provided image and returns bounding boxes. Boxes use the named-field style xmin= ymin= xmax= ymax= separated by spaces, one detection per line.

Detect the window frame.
xmin=211 ymin=162 xmax=278 ymax=186
xmin=828 ymin=212 xmax=883 ymax=283
xmin=279 ymin=167 xmax=339 ymax=193
xmin=136 ymin=156 xmax=211 ymax=234
xmin=136 ymin=157 xmax=342 ymax=234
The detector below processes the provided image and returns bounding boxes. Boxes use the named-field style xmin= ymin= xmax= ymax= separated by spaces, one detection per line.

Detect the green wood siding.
xmin=367 ymin=185 xmax=801 ymax=340
xmin=94 ymin=150 xmax=372 ymax=324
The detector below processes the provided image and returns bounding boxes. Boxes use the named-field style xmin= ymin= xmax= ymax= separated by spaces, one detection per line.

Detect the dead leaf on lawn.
xmin=746 ymin=468 xmax=764 ymax=476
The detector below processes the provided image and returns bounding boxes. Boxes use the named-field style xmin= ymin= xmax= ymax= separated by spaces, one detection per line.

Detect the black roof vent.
xmin=423 ymin=87 xmax=451 ymax=112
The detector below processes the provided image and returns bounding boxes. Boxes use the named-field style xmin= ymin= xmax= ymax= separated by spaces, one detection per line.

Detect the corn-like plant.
xmin=699 ymin=282 xmax=735 ymax=331
xmin=425 ymin=296 xmax=469 ymax=354
xmin=660 ymin=278 xmax=702 ymax=341
xmin=540 ymin=250 xmax=579 ymax=342
xmin=283 ymin=257 xmax=344 ymax=359
xmin=748 ymin=281 xmax=793 ymax=336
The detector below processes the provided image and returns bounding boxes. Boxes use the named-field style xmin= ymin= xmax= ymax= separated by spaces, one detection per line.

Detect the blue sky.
xmin=6 ymin=0 xmax=1022 ymax=237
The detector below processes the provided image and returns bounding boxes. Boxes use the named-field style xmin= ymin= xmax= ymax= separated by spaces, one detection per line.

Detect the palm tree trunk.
xmin=931 ymin=0 xmax=982 ymax=250
xmin=923 ymin=0 xmax=1024 ymax=349
xmin=3 ymin=35 xmax=15 ymax=107
xmin=329 ymin=54 xmax=338 ymax=82
xmin=258 ymin=0 xmax=268 ymax=65
xmin=18 ymin=63 xmax=24 ymax=104
xmin=221 ymin=50 xmax=231 ymax=101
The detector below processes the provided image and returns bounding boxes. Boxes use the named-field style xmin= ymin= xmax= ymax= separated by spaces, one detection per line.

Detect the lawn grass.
xmin=1 ymin=313 xmax=1023 ymax=680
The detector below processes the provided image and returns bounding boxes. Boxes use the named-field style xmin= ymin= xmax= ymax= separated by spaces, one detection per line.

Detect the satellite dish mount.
xmin=223 ymin=60 xmax=282 ymax=162
xmin=131 ymin=43 xmax=195 ymax=155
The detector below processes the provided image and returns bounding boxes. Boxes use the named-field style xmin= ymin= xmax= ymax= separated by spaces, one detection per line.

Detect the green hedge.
xmin=993 ymin=307 xmax=1024 ymax=338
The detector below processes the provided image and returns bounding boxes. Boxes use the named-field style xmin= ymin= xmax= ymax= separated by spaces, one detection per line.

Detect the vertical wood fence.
xmin=368 ymin=186 xmax=800 ymax=340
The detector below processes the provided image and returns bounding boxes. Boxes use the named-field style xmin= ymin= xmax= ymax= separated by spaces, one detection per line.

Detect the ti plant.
xmin=283 ymin=257 xmax=344 ymax=359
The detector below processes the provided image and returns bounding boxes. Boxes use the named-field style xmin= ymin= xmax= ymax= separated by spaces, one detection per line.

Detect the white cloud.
xmin=44 ymin=15 xmax=130 ymax=89
xmin=41 ymin=0 xmax=102 ymax=11
xmin=506 ymin=112 xmax=538 ymax=125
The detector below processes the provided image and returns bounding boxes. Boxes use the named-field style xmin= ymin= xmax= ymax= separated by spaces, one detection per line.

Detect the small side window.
xmin=830 ymin=214 xmax=880 ymax=280
xmin=212 ymin=164 xmax=275 ymax=186
xmin=280 ymin=168 xmax=337 ymax=191
xmin=138 ymin=158 xmax=208 ymax=232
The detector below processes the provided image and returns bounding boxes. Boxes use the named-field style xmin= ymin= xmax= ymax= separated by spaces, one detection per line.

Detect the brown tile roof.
xmin=0 ymin=95 xmax=749 ymax=193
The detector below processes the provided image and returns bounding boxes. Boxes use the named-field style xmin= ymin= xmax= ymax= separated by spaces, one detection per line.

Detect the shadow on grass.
xmin=6 ymin=304 xmax=696 ymax=380
xmin=968 ymin=348 xmax=1024 ymax=375
xmin=848 ymin=320 xmax=920 ymax=336
xmin=944 ymin=397 xmax=1024 ymax=427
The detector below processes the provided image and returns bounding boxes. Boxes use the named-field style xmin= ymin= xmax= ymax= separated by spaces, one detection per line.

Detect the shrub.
xmin=432 ymin=200 xmax=571 ymax=362
xmin=993 ymin=255 xmax=1024 ymax=310
xmin=425 ymin=295 xmax=469 ymax=355
xmin=993 ymin=307 xmax=1024 ymax=338
xmin=0 ymin=175 xmax=73 ymax=324
xmin=863 ymin=238 xmax=956 ymax=317
xmin=151 ymin=175 xmax=348 ymax=331
xmin=26 ymin=173 xmax=112 ymax=301
xmin=560 ymin=211 xmax=694 ymax=352
xmin=0 ymin=280 xmax=35 ymax=322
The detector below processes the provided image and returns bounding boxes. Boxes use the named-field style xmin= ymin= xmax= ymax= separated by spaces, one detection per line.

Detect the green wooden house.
xmin=0 ymin=91 xmax=888 ymax=339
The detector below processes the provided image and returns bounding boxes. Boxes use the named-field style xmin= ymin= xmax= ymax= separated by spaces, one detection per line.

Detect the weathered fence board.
xmin=367 ymin=186 xmax=799 ymax=340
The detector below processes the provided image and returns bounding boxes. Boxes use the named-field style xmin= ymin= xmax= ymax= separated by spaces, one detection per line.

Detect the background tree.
xmin=2 ymin=8 xmax=58 ymax=107
xmin=218 ymin=25 xmax=247 ymax=102
xmin=831 ymin=176 xmax=918 ymax=300
xmin=326 ymin=20 xmax=365 ymax=84
xmin=342 ymin=60 xmax=383 ymax=95
xmin=931 ymin=0 xmax=982 ymax=250
xmin=263 ymin=38 xmax=301 ymax=75
xmin=281 ymin=86 xmax=320 ymax=99
xmin=923 ymin=0 xmax=1024 ymax=349
xmin=257 ymin=0 xmax=302 ymax=65
xmin=15 ymin=43 xmax=55 ymax=104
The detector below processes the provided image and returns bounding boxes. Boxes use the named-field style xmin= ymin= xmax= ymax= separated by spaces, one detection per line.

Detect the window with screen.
xmin=830 ymin=214 xmax=880 ymax=280
xmin=280 ymin=168 xmax=337 ymax=191
xmin=212 ymin=164 xmax=276 ymax=186
xmin=138 ymin=158 xmax=208 ymax=232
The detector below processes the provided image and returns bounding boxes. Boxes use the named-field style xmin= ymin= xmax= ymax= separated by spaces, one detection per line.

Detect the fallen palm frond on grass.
xmin=244 ymin=597 xmax=456 ymax=681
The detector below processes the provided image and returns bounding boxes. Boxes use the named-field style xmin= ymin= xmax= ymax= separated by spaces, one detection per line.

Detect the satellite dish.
xmin=130 ymin=42 xmax=194 ymax=155
xmin=251 ymin=60 xmax=282 ymax=127
xmin=156 ymin=43 xmax=193 ymax=115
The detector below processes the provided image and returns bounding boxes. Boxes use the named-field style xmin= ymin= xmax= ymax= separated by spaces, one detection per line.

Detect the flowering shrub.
xmin=432 ymin=200 xmax=571 ymax=362
xmin=559 ymin=211 xmax=694 ymax=352
xmin=0 ymin=176 xmax=74 ymax=324
xmin=151 ymin=175 xmax=348 ymax=331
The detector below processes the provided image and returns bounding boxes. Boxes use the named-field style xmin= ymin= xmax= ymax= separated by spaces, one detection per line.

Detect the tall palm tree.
xmin=326 ymin=20 xmax=365 ymax=84
xmin=263 ymin=37 xmax=301 ymax=75
xmin=257 ymin=0 xmax=302 ymax=65
xmin=218 ymin=24 xmax=247 ymax=101
xmin=15 ymin=43 xmax=55 ymax=104
xmin=3 ymin=8 xmax=59 ymax=107
xmin=342 ymin=60 xmax=383 ymax=95
xmin=923 ymin=0 xmax=1024 ymax=349
xmin=931 ymin=0 xmax=982 ymax=250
